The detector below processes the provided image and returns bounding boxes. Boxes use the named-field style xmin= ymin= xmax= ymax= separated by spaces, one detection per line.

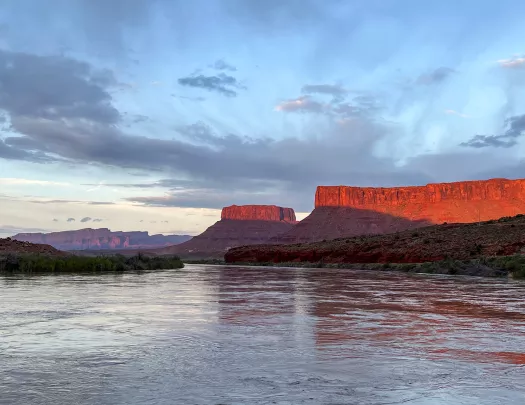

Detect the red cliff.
xmin=277 ymin=178 xmax=525 ymax=243
xmin=221 ymin=205 xmax=296 ymax=223
xmin=315 ymin=178 xmax=525 ymax=208
xmin=155 ymin=205 xmax=297 ymax=258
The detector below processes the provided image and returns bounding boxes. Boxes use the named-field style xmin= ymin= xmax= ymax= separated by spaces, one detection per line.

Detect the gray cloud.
xmin=211 ymin=59 xmax=237 ymax=72
xmin=52 ymin=218 xmax=59 ymax=222
xmin=80 ymin=217 xmax=92 ymax=223
xmin=177 ymin=73 xmax=245 ymax=97
xmin=0 ymin=50 xmax=119 ymax=124
xmin=67 ymin=218 xmax=75 ymax=222
xmin=25 ymin=198 xmax=114 ymax=205
xmin=461 ymin=114 xmax=525 ymax=148
xmin=88 ymin=201 xmax=115 ymax=205
xmin=417 ymin=67 xmax=455 ymax=85
xmin=92 ymin=218 xmax=103 ymax=222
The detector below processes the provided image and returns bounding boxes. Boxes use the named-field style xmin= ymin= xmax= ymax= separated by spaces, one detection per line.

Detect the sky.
xmin=2 ymin=0 xmax=525 ymax=237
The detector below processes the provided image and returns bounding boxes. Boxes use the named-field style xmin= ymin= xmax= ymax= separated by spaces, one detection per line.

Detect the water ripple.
xmin=1 ymin=266 xmax=524 ymax=404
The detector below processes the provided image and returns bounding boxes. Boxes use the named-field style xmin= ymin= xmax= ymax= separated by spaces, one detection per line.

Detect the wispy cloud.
xmin=80 ymin=217 xmax=92 ymax=223
xmin=497 ymin=55 xmax=525 ymax=68
xmin=87 ymin=181 xmax=105 ymax=192
xmin=0 ymin=178 xmax=70 ymax=186
xmin=445 ymin=109 xmax=470 ymax=118
xmin=274 ymin=96 xmax=326 ymax=113
xmin=67 ymin=218 xmax=75 ymax=222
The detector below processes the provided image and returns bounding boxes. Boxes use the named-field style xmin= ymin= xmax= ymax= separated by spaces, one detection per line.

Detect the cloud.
xmin=0 ymin=50 xmax=119 ymax=123
xmin=211 ymin=59 xmax=237 ymax=72
xmin=301 ymin=84 xmax=347 ymax=102
xmin=416 ymin=67 xmax=455 ymax=85
xmin=461 ymin=114 xmax=525 ymax=148
xmin=177 ymin=73 xmax=245 ymax=97
xmin=274 ymin=96 xmax=326 ymax=113
xmin=0 ymin=52 xmax=431 ymax=211
xmin=0 ymin=178 xmax=70 ymax=186
xmin=25 ymin=198 xmax=114 ymax=205
xmin=0 ymin=225 xmax=51 ymax=236
xmin=444 ymin=109 xmax=470 ymax=118
xmin=498 ymin=56 xmax=525 ymax=68
xmin=0 ymin=49 xmax=520 ymax=213
xmin=53 ymin=218 xmax=59 ymax=222
xmin=80 ymin=217 xmax=92 ymax=222
xmin=92 ymin=218 xmax=103 ymax=222
xmin=67 ymin=218 xmax=75 ymax=222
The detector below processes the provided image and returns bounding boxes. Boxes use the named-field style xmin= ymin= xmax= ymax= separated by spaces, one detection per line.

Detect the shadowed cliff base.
xmin=225 ymin=214 xmax=525 ymax=278
xmin=273 ymin=207 xmax=433 ymax=243
xmin=152 ymin=219 xmax=294 ymax=259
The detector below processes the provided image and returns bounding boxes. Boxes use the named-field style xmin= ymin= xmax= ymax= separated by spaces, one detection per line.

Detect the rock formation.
xmin=154 ymin=205 xmax=296 ymax=258
xmin=276 ymin=178 xmax=525 ymax=243
xmin=225 ymin=214 xmax=525 ymax=265
xmin=0 ymin=237 xmax=66 ymax=256
xmin=12 ymin=228 xmax=192 ymax=251
xmin=221 ymin=205 xmax=296 ymax=223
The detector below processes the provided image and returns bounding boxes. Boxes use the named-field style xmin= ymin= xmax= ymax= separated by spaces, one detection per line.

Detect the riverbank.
xmin=188 ymin=255 xmax=525 ymax=279
xmin=0 ymin=252 xmax=184 ymax=274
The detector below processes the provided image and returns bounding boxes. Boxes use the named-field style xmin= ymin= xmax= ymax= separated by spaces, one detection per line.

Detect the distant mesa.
xmin=153 ymin=205 xmax=296 ymax=259
xmin=221 ymin=204 xmax=296 ymax=223
xmin=11 ymin=228 xmax=192 ymax=251
xmin=276 ymin=178 xmax=525 ymax=243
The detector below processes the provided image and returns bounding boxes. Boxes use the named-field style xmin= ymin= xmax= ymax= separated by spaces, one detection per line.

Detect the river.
xmin=1 ymin=265 xmax=525 ymax=404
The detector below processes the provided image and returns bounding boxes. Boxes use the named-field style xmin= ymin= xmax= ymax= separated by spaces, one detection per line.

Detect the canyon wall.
xmin=315 ymin=178 xmax=525 ymax=209
xmin=155 ymin=205 xmax=296 ymax=258
xmin=12 ymin=228 xmax=192 ymax=251
xmin=277 ymin=178 xmax=525 ymax=243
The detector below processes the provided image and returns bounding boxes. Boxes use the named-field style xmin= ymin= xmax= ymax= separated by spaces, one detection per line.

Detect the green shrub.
xmin=0 ymin=253 xmax=184 ymax=274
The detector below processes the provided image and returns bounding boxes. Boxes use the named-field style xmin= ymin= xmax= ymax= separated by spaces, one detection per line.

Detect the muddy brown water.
xmin=1 ymin=265 xmax=525 ymax=404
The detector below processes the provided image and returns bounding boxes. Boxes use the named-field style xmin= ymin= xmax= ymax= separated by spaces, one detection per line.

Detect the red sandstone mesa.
xmin=277 ymin=178 xmax=525 ymax=243
xmin=221 ymin=205 xmax=297 ymax=223
xmin=154 ymin=205 xmax=297 ymax=258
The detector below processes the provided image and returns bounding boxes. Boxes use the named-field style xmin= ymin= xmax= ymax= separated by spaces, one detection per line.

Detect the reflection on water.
xmin=1 ymin=265 xmax=525 ymax=404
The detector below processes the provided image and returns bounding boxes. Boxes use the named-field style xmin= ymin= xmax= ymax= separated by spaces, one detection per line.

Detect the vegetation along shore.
xmin=187 ymin=256 xmax=525 ymax=279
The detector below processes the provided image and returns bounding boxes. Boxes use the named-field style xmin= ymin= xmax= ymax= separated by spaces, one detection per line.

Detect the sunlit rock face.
xmin=276 ymin=178 xmax=525 ymax=243
xmin=221 ymin=205 xmax=296 ymax=223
